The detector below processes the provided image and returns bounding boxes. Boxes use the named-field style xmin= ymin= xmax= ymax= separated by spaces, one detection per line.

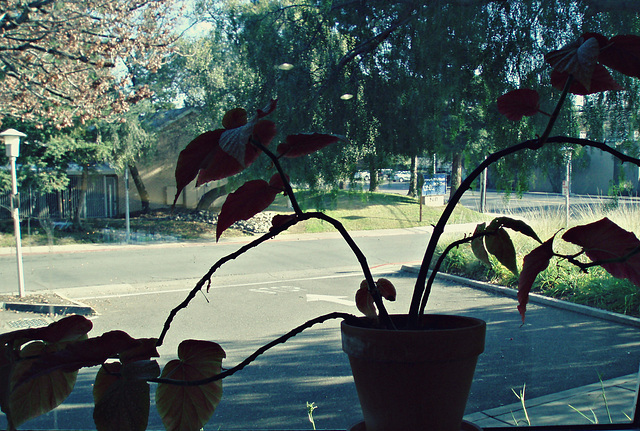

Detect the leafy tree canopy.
xmin=0 ymin=0 xmax=179 ymax=128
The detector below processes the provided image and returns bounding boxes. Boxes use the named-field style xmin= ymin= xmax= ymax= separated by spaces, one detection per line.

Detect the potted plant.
xmin=1 ymin=32 xmax=640 ymax=431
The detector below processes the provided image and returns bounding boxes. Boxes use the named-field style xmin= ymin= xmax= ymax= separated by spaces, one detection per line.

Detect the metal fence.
xmin=0 ymin=175 xmax=119 ymax=221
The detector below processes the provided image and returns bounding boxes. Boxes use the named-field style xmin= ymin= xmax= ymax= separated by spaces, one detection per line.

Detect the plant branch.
xmin=152 ymin=312 xmax=357 ymax=386
xmin=156 ymin=217 xmax=300 ymax=346
xmin=561 ymin=246 xmax=640 ymax=272
xmin=309 ymin=212 xmax=395 ymax=329
xmin=407 ymin=135 xmax=640 ymax=326
xmin=410 ymin=75 xmax=576 ymax=327
xmin=418 ymin=231 xmax=494 ymax=314
xmin=251 ymin=139 xmax=394 ymax=328
xmin=251 ymin=138 xmax=304 ymax=216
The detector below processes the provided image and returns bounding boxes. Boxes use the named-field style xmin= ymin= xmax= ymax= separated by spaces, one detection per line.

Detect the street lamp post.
xmin=561 ymin=146 xmax=573 ymax=228
xmin=2 ymin=129 xmax=27 ymax=297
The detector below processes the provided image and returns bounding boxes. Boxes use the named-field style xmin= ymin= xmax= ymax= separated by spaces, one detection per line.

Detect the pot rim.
xmin=341 ymin=313 xmax=486 ymax=333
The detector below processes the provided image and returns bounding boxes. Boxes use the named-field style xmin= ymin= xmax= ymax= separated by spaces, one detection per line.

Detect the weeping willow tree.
xmin=171 ymin=0 xmax=639 ymax=197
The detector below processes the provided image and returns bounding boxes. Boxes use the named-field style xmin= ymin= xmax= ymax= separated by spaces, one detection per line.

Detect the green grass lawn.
xmin=269 ymin=190 xmax=486 ymax=233
xmin=0 ymin=190 xmax=488 ymax=246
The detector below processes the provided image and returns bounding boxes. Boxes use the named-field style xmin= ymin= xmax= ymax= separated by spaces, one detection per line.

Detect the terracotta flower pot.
xmin=341 ymin=314 xmax=486 ymax=431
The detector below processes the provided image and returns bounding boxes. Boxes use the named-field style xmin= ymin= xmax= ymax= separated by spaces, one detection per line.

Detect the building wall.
xmin=118 ymin=109 xmax=226 ymax=214
xmin=529 ymin=146 xmax=639 ymax=195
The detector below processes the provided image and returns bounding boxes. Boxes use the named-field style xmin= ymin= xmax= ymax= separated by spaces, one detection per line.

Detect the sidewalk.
xmin=403 ymin=266 xmax=640 ymax=428
xmin=465 ymin=373 xmax=638 ymax=427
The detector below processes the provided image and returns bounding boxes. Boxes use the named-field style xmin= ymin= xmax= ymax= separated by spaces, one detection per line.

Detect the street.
xmin=0 ymin=229 xmax=640 ymax=429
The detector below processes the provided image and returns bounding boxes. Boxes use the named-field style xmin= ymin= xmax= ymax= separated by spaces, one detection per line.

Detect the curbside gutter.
xmin=401 ymin=265 xmax=640 ymax=329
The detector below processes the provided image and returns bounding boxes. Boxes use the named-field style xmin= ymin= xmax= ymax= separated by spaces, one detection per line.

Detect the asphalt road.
xmin=0 ymin=230 xmax=639 ymax=430
xmin=1 ymin=188 xmax=640 ymax=429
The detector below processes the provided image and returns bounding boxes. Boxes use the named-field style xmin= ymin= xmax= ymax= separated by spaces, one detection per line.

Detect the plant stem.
xmin=153 ymin=312 xmax=357 ymax=386
xmin=409 ymin=76 xmax=572 ymax=327
xmin=252 ymin=139 xmax=394 ymax=329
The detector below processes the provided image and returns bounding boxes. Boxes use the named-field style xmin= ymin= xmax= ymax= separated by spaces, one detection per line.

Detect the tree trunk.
xmin=408 ymin=155 xmax=418 ymax=197
xmin=196 ymin=185 xmax=227 ymax=212
xmin=449 ymin=153 xmax=463 ymax=200
xmin=368 ymin=157 xmax=378 ymax=192
xmin=128 ymin=163 xmax=150 ymax=213
xmin=74 ymin=165 xmax=89 ymax=229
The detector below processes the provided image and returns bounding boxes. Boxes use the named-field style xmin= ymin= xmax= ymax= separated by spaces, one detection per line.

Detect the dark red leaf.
xmin=268 ymin=173 xmax=286 ymax=191
xmin=257 ymin=99 xmax=278 ymax=118
xmin=492 ymin=216 xmax=542 ymax=243
xmin=156 ymin=340 xmax=225 ymax=431
xmin=485 ymin=227 xmax=519 ymax=275
xmin=173 ymin=130 xmax=224 ymax=206
xmin=9 ymin=341 xmax=77 ymax=427
xmin=563 ymin=218 xmax=640 ymax=286
xmin=39 ymin=315 xmax=93 ymax=343
xmin=471 ymin=223 xmax=491 ymax=268
xmin=197 ymin=120 xmax=276 ymax=187
xmin=277 ymin=133 xmax=342 ymax=158
xmin=252 ymin=120 xmax=278 ymax=148
xmin=222 ymin=108 xmax=247 ymax=129
xmin=196 ymin=144 xmax=243 ymax=186
xmin=377 ymin=278 xmax=396 ymax=301
xmin=93 ymin=363 xmax=150 ymax=431
xmin=119 ymin=338 xmax=160 ymax=364
xmin=545 ymin=36 xmax=600 ymax=90
xmin=355 ymin=287 xmax=376 ymax=317
xmin=16 ymin=331 xmax=141 ymax=385
xmin=550 ymin=65 xmax=623 ymax=95
xmin=270 ymin=214 xmax=297 ymax=232
xmin=216 ymin=180 xmax=280 ymax=240
xmin=0 ymin=315 xmax=92 ymax=346
xmin=581 ymin=32 xmax=609 ymax=49
xmin=496 ymin=89 xmax=540 ymax=121
xmin=518 ymin=238 xmax=555 ymax=322
xmin=599 ymin=35 xmax=640 ymax=78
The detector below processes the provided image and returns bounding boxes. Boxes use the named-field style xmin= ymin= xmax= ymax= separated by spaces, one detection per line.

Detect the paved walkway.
xmin=403 ymin=267 xmax=640 ymax=428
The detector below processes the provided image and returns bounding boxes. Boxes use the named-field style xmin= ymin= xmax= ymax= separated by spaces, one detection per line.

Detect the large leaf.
xmin=485 ymin=227 xmax=519 ymax=275
xmin=599 ymin=34 xmax=640 ymax=78
xmin=355 ymin=283 xmax=376 ymax=318
xmin=496 ymin=89 xmax=540 ymax=121
xmin=93 ymin=363 xmax=151 ymax=431
xmin=221 ymin=108 xmax=248 ymax=129
xmin=173 ymin=130 xmax=224 ymax=206
xmin=562 ymin=218 xmax=640 ymax=286
xmin=491 ymin=217 xmax=542 ymax=243
xmin=277 ymin=133 xmax=342 ymax=158
xmin=545 ymin=36 xmax=600 ymax=90
xmin=15 ymin=331 xmax=141 ymax=385
xmin=197 ymin=120 xmax=277 ymax=186
xmin=216 ymin=178 xmax=283 ymax=240
xmin=518 ymin=238 xmax=555 ymax=322
xmin=550 ymin=64 xmax=623 ymax=95
xmin=156 ymin=340 xmax=225 ymax=431
xmin=0 ymin=314 xmax=92 ymax=346
xmin=9 ymin=341 xmax=77 ymax=427
xmin=471 ymin=223 xmax=491 ymax=268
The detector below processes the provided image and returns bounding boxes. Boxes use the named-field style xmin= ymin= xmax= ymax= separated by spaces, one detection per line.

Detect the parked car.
xmin=354 ymin=171 xmax=370 ymax=181
xmin=393 ymin=171 xmax=411 ymax=182
xmin=379 ymin=169 xmax=393 ymax=181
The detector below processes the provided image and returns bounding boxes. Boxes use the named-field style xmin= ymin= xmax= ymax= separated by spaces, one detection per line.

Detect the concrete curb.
xmin=401 ymin=265 xmax=640 ymax=328
xmin=1 ymin=292 xmax=97 ymax=317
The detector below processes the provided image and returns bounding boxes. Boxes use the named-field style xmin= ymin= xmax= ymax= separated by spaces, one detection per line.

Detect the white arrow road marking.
xmin=306 ymin=294 xmax=355 ymax=307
